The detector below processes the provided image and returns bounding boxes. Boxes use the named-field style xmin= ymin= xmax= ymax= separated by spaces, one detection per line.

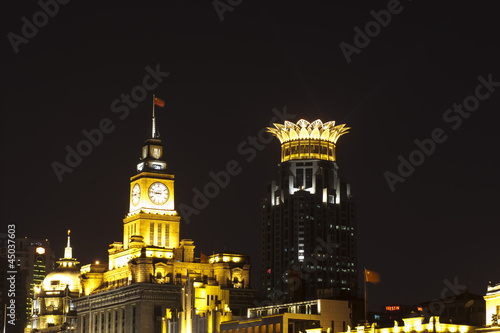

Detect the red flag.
xmin=365 ymin=269 xmax=381 ymax=284
xmin=154 ymin=97 xmax=165 ymax=107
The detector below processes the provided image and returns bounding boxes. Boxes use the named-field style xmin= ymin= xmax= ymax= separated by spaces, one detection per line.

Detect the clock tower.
xmin=76 ymin=105 xmax=258 ymax=329
xmin=122 ymin=114 xmax=181 ymax=250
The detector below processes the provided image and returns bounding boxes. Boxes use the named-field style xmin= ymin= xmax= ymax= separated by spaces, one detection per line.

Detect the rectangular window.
xmin=296 ymin=168 xmax=304 ymax=188
xmin=150 ymin=223 xmax=155 ymax=245
xmin=165 ymin=224 xmax=170 ymax=247
xmin=158 ymin=224 xmax=162 ymax=247
xmin=300 ymin=143 xmax=308 ymax=156
xmin=305 ymin=168 xmax=313 ymax=188
xmin=154 ymin=306 xmax=162 ymax=333
xmin=132 ymin=306 xmax=136 ymax=333
xmin=154 ymin=306 xmax=162 ymax=317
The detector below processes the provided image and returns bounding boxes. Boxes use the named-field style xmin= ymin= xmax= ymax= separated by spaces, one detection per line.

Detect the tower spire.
xmin=137 ymin=96 xmax=167 ymax=173
xmin=152 ymin=94 xmax=157 ymax=139
xmin=64 ymin=229 xmax=72 ymax=259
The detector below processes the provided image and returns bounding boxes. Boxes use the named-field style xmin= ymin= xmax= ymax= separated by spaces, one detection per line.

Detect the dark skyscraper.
xmin=13 ymin=237 xmax=55 ymax=333
xmin=262 ymin=119 xmax=358 ymax=303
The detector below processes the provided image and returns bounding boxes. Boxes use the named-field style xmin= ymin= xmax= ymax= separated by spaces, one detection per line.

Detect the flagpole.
xmin=364 ymin=267 xmax=367 ymax=325
xmin=152 ymin=94 xmax=156 ymax=138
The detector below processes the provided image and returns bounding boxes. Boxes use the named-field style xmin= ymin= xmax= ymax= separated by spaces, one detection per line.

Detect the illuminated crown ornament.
xmin=267 ymin=119 xmax=350 ymax=162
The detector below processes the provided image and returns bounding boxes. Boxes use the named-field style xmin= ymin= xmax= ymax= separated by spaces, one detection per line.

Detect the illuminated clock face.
xmin=132 ymin=183 xmax=141 ymax=206
xmin=148 ymin=182 xmax=169 ymax=205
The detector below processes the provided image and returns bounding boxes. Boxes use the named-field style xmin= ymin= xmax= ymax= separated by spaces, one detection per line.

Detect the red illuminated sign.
xmin=385 ymin=306 xmax=400 ymax=311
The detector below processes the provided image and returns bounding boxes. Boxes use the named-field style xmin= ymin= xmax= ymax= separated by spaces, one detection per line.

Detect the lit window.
xmin=165 ymin=224 xmax=170 ymax=247
xmin=150 ymin=223 xmax=154 ymax=245
xmin=158 ymin=224 xmax=162 ymax=247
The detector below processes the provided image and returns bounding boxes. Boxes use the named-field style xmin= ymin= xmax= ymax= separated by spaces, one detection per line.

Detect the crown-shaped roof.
xmin=267 ymin=119 xmax=350 ymax=144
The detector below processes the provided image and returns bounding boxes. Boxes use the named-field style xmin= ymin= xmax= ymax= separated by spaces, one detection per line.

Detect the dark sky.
xmin=2 ymin=1 xmax=499 ymax=311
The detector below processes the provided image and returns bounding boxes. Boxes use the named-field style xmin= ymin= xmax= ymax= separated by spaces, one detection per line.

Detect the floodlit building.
xmin=73 ymin=113 xmax=257 ymax=333
xmin=30 ymin=231 xmax=80 ymax=332
xmin=477 ymin=281 xmax=500 ymax=333
xmin=221 ymin=299 xmax=352 ymax=333
xmin=343 ymin=316 xmax=476 ymax=333
xmin=484 ymin=282 xmax=500 ymax=326
xmin=262 ymin=119 xmax=358 ymax=303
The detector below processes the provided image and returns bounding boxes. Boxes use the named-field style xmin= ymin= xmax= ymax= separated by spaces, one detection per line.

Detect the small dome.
xmin=42 ymin=264 xmax=81 ymax=293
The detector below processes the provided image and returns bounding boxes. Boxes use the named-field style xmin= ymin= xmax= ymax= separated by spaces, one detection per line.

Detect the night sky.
xmin=3 ymin=1 xmax=499 ymax=311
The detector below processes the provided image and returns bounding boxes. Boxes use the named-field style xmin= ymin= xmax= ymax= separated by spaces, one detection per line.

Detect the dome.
xmin=42 ymin=264 xmax=81 ymax=293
